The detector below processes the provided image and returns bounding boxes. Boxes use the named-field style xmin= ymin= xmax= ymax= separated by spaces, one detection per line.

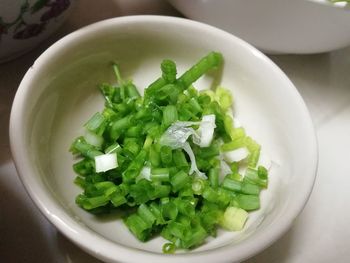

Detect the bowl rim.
xmin=9 ymin=15 xmax=318 ymax=263
xmin=306 ymin=0 xmax=350 ymax=10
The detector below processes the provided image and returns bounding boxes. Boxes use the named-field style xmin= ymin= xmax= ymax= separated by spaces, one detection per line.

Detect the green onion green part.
xmin=70 ymin=52 xmax=270 ymax=254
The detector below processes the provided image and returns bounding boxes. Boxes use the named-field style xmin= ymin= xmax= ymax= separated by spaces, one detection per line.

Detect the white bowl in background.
xmin=10 ymin=16 xmax=317 ymax=263
xmin=168 ymin=0 xmax=350 ymax=54
xmin=0 ymin=0 xmax=74 ymax=62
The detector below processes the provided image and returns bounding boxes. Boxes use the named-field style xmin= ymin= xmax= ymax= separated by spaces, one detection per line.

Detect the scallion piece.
xmin=258 ymin=165 xmax=268 ymax=180
xmin=71 ymin=137 xmax=103 ymax=159
xmin=124 ymin=213 xmax=151 ymax=242
xmin=162 ymin=242 xmax=176 ymax=254
xmin=208 ymin=167 xmax=219 ymax=188
xmin=162 ymin=201 xmax=178 ymax=221
xmin=126 ymin=83 xmax=141 ymax=99
xmin=151 ymin=168 xmax=170 ymax=182
xmin=192 ymin=178 xmax=206 ymax=195
xmin=170 ymin=170 xmax=190 ymax=192
xmin=161 ymin=59 xmax=177 ymax=84
xmin=244 ymin=167 xmax=268 ymax=188
xmin=163 ymin=105 xmax=178 ymax=127
xmin=84 ymin=112 xmax=107 ymax=135
xmin=138 ymin=204 xmax=156 ymax=226
xmin=219 ymin=206 xmax=248 ymax=231
xmin=94 ymin=153 xmax=118 ymax=173
xmin=110 ymin=193 xmax=127 ymax=207
xmin=178 ymin=51 xmax=223 ymax=90
xmin=222 ymin=177 xmax=242 ymax=192
xmin=237 ymin=194 xmax=260 ymax=211
xmin=160 ymin=145 xmax=173 ymax=166
xmin=173 ymin=149 xmax=189 ymax=168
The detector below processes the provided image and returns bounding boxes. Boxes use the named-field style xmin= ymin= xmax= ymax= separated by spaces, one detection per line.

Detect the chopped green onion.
xmin=71 ymin=137 xmax=103 ymax=159
xmin=95 ymin=153 xmax=118 ymax=173
xmin=73 ymin=158 xmax=94 ymax=176
xmin=137 ymin=166 xmax=151 ymax=181
xmin=124 ymin=213 xmax=151 ymax=241
xmin=84 ymin=112 xmax=107 ymax=135
xmin=138 ymin=204 xmax=156 ymax=226
xmin=219 ymin=206 xmax=248 ymax=231
xmin=126 ymin=125 xmax=142 ymax=137
xmin=110 ymin=193 xmax=127 ymax=207
xmin=104 ymin=143 xmax=121 ymax=154
xmin=221 ymin=138 xmax=246 ymax=152
xmin=162 ymin=201 xmax=178 ymax=221
xmin=208 ymin=167 xmax=219 ymax=188
xmin=143 ymin=135 xmax=153 ymax=150
xmin=192 ymin=178 xmax=206 ymax=195
xmin=197 ymin=114 xmax=216 ymax=147
xmin=223 ymin=147 xmax=249 ymax=163
xmin=241 ymin=182 xmax=260 ymax=195
xmin=149 ymin=144 xmax=161 ymax=167
xmin=244 ymin=167 xmax=268 ymax=188
xmin=160 ymin=145 xmax=173 ymax=166
xmin=178 ymin=51 xmax=223 ymax=89
xmin=183 ymin=142 xmax=206 ymax=179
xmin=151 ymin=168 xmax=170 ymax=182
xmin=126 ymin=83 xmax=141 ymax=99
xmin=163 ymin=105 xmax=178 ymax=127
xmin=170 ymin=170 xmax=190 ymax=192
xmin=174 ymin=198 xmax=195 ymax=218
xmin=161 ymin=59 xmax=177 ymax=83
xmin=123 ymin=150 xmax=147 ymax=183
xmin=71 ymin=52 xmax=270 ymax=253
xmin=215 ymin=87 xmax=233 ymax=111
xmin=202 ymin=186 xmax=218 ymax=203
xmin=74 ymin=176 xmax=85 ymax=188
xmin=181 ymin=224 xmax=207 ymax=248
xmin=110 ymin=115 xmax=133 ymax=140
xmin=162 ymin=242 xmax=176 ymax=254
xmin=222 ymin=177 xmax=242 ymax=192
xmin=237 ymin=194 xmax=260 ymax=211
xmin=112 ymin=63 xmax=124 ymax=85
xmin=173 ymin=149 xmax=189 ymax=168
xmin=76 ymin=195 xmax=109 ymax=210
xmin=258 ymin=165 xmax=268 ymax=179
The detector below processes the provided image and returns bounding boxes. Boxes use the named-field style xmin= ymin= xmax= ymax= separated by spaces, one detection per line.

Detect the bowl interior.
xmin=14 ymin=16 xmax=316 ymax=262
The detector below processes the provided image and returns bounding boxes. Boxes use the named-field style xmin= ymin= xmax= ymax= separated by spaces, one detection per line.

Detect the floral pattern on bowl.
xmin=0 ymin=0 xmax=73 ymax=62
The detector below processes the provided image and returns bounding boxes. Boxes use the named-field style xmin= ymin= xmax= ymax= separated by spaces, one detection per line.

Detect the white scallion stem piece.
xmin=224 ymin=147 xmax=249 ymax=163
xmin=183 ymin=142 xmax=207 ymax=179
xmin=220 ymin=158 xmax=232 ymax=179
xmin=219 ymin=206 xmax=248 ymax=231
xmin=95 ymin=153 xmax=118 ymax=173
xmin=85 ymin=130 xmax=104 ymax=148
xmin=159 ymin=121 xmax=200 ymax=148
xmin=138 ymin=166 xmax=151 ymax=181
xmin=197 ymin=114 xmax=216 ymax=147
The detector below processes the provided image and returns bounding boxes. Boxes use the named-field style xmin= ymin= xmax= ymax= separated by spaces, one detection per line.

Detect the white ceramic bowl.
xmin=0 ymin=0 xmax=74 ymax=62
xmin=10 ymin=16 xmax=317 ymax=263
xmin=168 ymin=0 xmax=350 ymax=54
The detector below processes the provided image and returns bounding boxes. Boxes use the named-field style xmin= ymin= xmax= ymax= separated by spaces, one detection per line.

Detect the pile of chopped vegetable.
xmin=70 ymin=52 xmax=269 ymax=253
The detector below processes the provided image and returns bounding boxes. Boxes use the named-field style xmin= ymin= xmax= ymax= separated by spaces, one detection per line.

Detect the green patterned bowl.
xmin=0 ymin=0 xmax=74 ymax=62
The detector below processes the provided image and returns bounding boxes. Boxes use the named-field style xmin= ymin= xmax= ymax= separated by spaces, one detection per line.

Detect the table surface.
xmin=1 ymin=1 xmax=350 ymax=262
